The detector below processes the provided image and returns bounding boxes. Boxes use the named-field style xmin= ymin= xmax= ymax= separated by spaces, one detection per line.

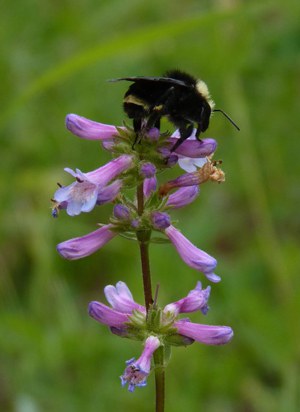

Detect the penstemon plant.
xmin=52 ymin=112 xmax=233 ymax=411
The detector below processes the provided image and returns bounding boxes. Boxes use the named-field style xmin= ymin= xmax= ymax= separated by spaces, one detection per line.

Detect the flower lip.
xmin=104 ymin=281 xmax=145 ymax=314
xmin=53 ymin=155 xmax=134 ymax=216
xmin=53 ymin=169 xmax=98 ymax=216
xmin=178 ymin=157 xmax=208 ymax=173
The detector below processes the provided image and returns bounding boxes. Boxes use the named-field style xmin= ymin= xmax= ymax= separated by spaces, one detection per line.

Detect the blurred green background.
xmin=1 ymin=0 xmax=300 ymax=411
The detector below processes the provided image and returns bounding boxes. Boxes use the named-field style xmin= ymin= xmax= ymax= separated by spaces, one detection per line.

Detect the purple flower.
xmin=113 ymin=204 xmax=131 ymax=221
xmin=174 ymin=320 xmax=233 ymax=345
xmin=89 ymin=281 xmax=145 ymax=336
xmin=160 ymin=171 xmax=203 ymax=195
xmin=159 ymin=158 xmax=225 ymax=197
xmin=54 ymin=169 xmax=98 ymax=216
xmin=164 ymin=225 xmax=220 ymax=283
xmin=146 ymin=128 xmax=160 ymax=141
xmin=57 ymin=224 xmax=117 ymax=260
xmin=169 ymin=129 xmax=217 ymax=159
xmin=140 ymin=162 xmax=156 ymax=178
xmin=104 ymin=281 xmax=145 ymax=314
xmin=88 ymin=280 xmax=233 ymax=387
xmin=121 ymin=336 xmax=160 ymax=392
xmin=66 ymin=113 xmax=123 ymax=140
xmin=88 ymin=301 xmax=130 ymax=328
xmin=53 ymin=155 xmax=134 ymax=216
xmin=143 ymin=176 xmax=157 ymax=198
xmin=96 ymin=179 xmax=123 ymax=205
xmin=164 ymin=281 xmax=211 ymax=316
xmin=151 ymin=211 xmax=171 ymax=230
xmin=165 ymin=186 xmax=200 ymax=209
xmin=130 ymin=218 xmax=140 ymax=229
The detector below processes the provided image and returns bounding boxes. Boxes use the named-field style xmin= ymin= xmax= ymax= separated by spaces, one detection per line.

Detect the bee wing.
xmin=108 ymin=76 xmax=190 ymax=88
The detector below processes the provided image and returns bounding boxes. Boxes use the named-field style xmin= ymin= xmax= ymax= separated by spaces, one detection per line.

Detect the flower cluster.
xmin=89 ymin=281 xmax=233 ymax=391
xmin=52 ymin=112 xmax=233 ymax=395
xmin=52 ymin=113 xmax=224 ymax=282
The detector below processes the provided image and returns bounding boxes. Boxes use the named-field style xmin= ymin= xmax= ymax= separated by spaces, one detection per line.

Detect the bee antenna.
xmin=213 ymin=109 xmax=240 ymax=131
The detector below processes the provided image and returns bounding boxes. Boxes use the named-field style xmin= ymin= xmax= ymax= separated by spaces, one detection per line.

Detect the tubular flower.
xmin=159 ymin=157 xmax=225 ymax=197
xmin=57 ymin=224 xmax=117 ymax=260
xmin=169 ymin=129 xmax=217 ymax=160
xmin=53 ymin=155 xmax=134 ymax=216
xmin=88 ymin=301 xmax=130 ymax=328
xmin=164 ymin=281 xmax=211 ymax=316
xmin=96 ymin=179 xmax=123 ymax=205
xmin=121 ymin=336 xmax=161 ymax=392
xmin=174 ymin=320 xmax=233 ymax=346
xmin=66 ymin=113 xmax=123 ymax=140
xmin=164 ymin=225 xmax=220 ymax=283
xmin=165 ymin=186 xmax=200 ymax=209
xmin=150 ymin=213 xmax=219 ymax=282
xmin=88 ymin=281 xmax=145 ymax=334
xmin=88 ymin=281 xmax=233 ymax=389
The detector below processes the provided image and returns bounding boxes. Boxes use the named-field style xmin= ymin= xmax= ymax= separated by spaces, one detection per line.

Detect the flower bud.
xmin=113 ymin=204 xmax=131 ymax=221
xmin=140 ymin=162 xmax=156 ymax=178
xmin=151 ymin=212 xmax=171 ymax=230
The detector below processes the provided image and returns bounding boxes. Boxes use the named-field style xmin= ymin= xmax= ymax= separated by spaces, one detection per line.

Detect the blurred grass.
xmin=1 ymin=0 xmax=300 ymax=411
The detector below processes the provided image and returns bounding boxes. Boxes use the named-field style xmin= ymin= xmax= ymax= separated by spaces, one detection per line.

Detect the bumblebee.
xmin=111 ymin=69 xmax=239 ymax=152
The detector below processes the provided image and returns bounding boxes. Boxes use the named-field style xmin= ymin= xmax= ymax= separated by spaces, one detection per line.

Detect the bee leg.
xmin=195 ymin=124 xmax=203 ymax=142
xmin=133 ymin=118 xmax=142 ymax=133
xmin=170 ymin=122 xmax=194 ymax=152
xmin=146 ymin=108 xmax=163 ymax=130
xmin=132 ymin=118 xmax=142 ymax=149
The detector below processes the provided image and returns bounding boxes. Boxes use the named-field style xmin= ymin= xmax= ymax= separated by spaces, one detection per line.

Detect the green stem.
xmin=136 ymin=183 xmax=165 ymax=411
xmin=153 ymin=347 xmax=165 ymax=412
xmin=136 ymin=183 xmax=153 ymax=311
xmin=139 ymin=239 xmax=153 ymax=311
